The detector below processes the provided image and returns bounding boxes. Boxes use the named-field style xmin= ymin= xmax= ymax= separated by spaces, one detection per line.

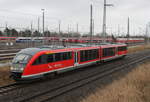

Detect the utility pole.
xmin=76 ymin=23 xmax=79 ymax=33
xmin=41 ymin=9 xmax=45 ymax=45
xmin=5 ymin=22 xmax=8 ymax=37
xmin=31 ymin=21 xmax=33 ymax=47
xmin=127 ymin=17 xmax=130 ymax=42
xmin=58 ymin=20 xmax=61 ymax=34
xmin=118 ymin=24 xmax=120 ymax=37
xmin=102 ymin=0 xmax=113 ymax=43
xmin=38 ymin=17 xmax=40 ymax=35
xmin=90 ymin=4 xmax=93 ymax=45
xmin=93 ymin=19 xmax=94 ymax=38
xmin=145 ymin=24 xmax=148 ymax=44
xmin=145 ymin=23 xmax=150 ymax=44
xmin=5 ymin=22 xmax=8 ymax=28
xmin=68 ymin=24 xmax=70 ymax=34
xmin=41 ymin=9 xmax=45 ymax=37
xmin=31 ymin=21 xmax=33 ymax=36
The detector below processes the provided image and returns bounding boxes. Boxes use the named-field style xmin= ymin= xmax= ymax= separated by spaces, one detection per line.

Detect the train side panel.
xmin=22 ymin=51 xmax=74 ymax=78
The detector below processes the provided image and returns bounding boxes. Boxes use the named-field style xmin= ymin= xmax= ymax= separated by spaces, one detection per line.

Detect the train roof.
xmin=17 ymin=44 xmax=98 ymax=55
xmin=17 ymin=43 xmax=127 ymax=56
xmin=17 ymin=45 xmax=90 ymax=56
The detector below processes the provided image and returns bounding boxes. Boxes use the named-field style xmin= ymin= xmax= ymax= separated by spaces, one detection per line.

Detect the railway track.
xmin=0 ymin=50 xmax=147 ymax=102
xmin=0 ymin=49 xmax=20 ymax=61
xmin=19 ymin=53 xmax=150 ymax=102
xmin=0 ymin=83 xmax=19 ymax=96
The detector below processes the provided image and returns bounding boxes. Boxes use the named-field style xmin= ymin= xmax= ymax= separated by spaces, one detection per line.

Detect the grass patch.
xmin=128 ymin=44 xmax=150 ymax=53
xmin=0 ymin=66 xmax=14 ymax=86
xmin=81 ymin=62 xmax=150 ymax=102
xmin=0 ymin=60 xmax=11 ymax=63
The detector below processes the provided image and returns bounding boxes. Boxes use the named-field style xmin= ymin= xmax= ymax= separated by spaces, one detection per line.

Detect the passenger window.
xmin=62 ymin=52 xmax=72 ymax=60
xmin=62 ymin=52 xmax=68 ymax=60
xmin=80 ymin=49 xmax=99 ymax=62
xmin=33 ymin=52 xmax=73 ymax=65
xmin=47 ymin=54 xmax=54 ymax=63
xmin=103 ymin=48 xmax=115 ymax=57
xmin=33 ymin=55 xmax=47 ymax=65
xmin=68 ymin=52 xmax=72 ymax=59
xmin=118 ymin=46 xmax=127 ymax=51
xmin=55 ymin=53 xmax=62 ymax=62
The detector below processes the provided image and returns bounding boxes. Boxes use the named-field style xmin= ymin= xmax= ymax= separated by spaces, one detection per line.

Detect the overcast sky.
xmin=0 ymin=0 xmax=149 ymax=36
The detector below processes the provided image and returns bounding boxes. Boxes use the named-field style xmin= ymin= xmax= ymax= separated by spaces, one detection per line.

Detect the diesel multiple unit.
xmin=10 ymin=44 xmax=127 ymax=81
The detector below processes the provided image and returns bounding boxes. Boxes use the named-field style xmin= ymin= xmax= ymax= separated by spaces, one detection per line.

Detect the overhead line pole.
xmin=38 ymin=17 xmax=40 ymax=36
xmin=102 ymin=0 xmax=113 ymax=43
xmin=90 ymin=4 xmax=93 ymax=45
xmin=31 ymin=21 xmax=33 ymax=47
xmin=127 ymin=17 xmax=130 ymax=43
xmin=77 ymin=23 xmax=79 ymax=33
xmin=41 ymin=9 xmax=45 ymax=45
xmin=93 ymin=19 xmax=94 ymax=38
xmin=118 ymin=24 xmax=120 ymax=37
xmin=102 ymin=0 xmax=106 ymax=43
xmin=58 ymin=20 xmax=61 ymax=34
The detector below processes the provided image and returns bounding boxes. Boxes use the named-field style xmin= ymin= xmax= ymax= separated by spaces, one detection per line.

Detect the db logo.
xmin=48 ymin=65 xmax=53 ymax=69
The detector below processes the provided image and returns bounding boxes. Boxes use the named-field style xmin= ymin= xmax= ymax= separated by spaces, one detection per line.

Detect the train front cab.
xmin=20 ymin=49 xmax=75 ymax=80
xmin=11 ymin=54 xmax=32 ymax=81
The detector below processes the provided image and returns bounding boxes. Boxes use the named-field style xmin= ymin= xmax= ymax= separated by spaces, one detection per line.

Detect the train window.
xmin=103 ymin=48 xmax=115 ymax=57
xmin=54 ymin=53 xmax=62 ymax=62
xmin=47 ymin=54 xmax=54 ymax=63
xmin=54 ymin=52 xmax=72 ymax=62
xmin=62 ymin=52 xmax=70 ymax=60
xmin=62 ymin=52 xmax=68 ymax=60
xmin=33 ymin=54 xmax=47 ymax=65
xmin=118 ymin=46 xmax=127 ymax=51
xmin=80 ymin=49 xmax=99 ymax=62
xmin=33 ymin=52 xmax=73 ymax=65
xmin=80 ymin=51 xmax=84 ymax=62
xmin=67 ymin=52 xmax=72 ymax=59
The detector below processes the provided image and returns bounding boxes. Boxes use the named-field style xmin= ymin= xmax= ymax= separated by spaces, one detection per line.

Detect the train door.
xmin=74 ymin=51 xmax=79 ymax=67
xmin=116 ymin=46 xmax=118 ymax=56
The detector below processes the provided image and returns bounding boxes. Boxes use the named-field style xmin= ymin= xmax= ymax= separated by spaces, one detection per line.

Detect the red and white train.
xmin=10 ymin=43 xmax=127 ymax=81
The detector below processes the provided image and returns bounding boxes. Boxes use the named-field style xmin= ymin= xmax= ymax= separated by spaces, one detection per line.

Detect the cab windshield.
xmin=12 ymin=54 xmax=31 ymax=64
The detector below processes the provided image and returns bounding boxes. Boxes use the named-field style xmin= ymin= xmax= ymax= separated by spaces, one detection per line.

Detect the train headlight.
xmin=11 ymin=66 xmax=24 ymax=71
xmin=19 ymin=67 xmax=24 ymax=71
xmin=10 ymin=67 xmax=17 ymax=71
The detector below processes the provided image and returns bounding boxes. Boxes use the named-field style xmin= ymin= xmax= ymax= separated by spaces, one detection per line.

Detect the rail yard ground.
xmin=0 ymin=66 xmax=14 ymax=86
xmin=0 ymin=44 xmax=149 ymax=86
xmin=0 ymin=44 xmax=149 ymax=102
xmin=81 ymin=61 xmax=150 ymax=102
xmin=128 ymin=44 xmax=150 ymax=53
